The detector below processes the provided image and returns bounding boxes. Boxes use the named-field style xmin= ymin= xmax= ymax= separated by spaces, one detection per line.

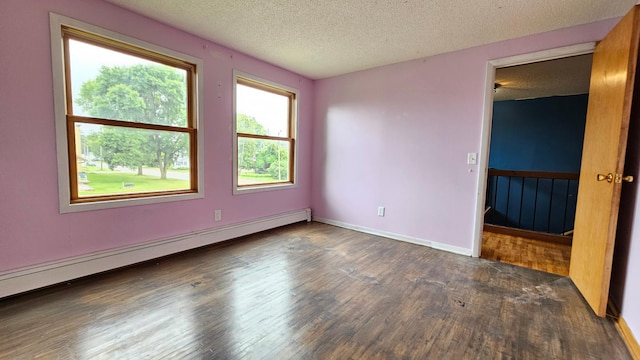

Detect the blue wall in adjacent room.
xmin=489 ymin=94 xmax=589 ymax=172
xmin=486 ymin=94 xmax=588 ymax=233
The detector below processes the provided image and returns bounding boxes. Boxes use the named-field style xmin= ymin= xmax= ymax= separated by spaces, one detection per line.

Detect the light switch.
xmin=467 ymin=152 xmax=477 ymax=165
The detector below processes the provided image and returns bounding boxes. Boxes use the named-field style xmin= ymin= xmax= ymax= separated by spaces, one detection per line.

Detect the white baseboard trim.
xmin=313 ymin=217 xmax=472 ymax=256
xmin=0 ymin=208 xmax=312 ymax=299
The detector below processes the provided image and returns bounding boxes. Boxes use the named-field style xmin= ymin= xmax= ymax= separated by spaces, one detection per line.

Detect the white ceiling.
xmin=104 ymin=0 xmax=636 ymax=80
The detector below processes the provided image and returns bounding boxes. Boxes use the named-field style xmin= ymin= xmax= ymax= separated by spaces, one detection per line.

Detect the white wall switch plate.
xmin=467 ymin=152 xmax=477 ymax=165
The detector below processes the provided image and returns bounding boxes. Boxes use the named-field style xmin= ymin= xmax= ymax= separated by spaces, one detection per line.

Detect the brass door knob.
xmin=597 ymin=173 xmax=613 ymax=183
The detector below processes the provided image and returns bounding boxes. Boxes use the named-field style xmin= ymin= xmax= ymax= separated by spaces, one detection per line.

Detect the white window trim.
xmin=50 ymin=13 xmax=205 ymax=213
xmin=232 ymin=70 xmax=299 ymax=195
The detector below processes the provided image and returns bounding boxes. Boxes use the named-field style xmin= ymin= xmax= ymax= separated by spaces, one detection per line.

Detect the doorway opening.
xmin=473 ymin=43 xmax=596 ymax=276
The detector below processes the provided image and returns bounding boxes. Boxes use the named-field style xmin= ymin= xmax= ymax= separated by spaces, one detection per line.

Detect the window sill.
xmin=60 ymin=191 xmax=204 ymax=213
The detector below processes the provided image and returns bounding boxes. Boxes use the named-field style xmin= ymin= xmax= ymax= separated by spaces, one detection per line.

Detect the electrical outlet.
xmin=214 ymin=210 xmax=222 ymax=221
xmin=377 ymin=206 xmax=385 ymax=217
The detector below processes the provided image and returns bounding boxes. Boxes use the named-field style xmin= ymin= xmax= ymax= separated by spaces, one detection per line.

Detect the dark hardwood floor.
xmin=0 ymin=222 xmax=630 ymax=359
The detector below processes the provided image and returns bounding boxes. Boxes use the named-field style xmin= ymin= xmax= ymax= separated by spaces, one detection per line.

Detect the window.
xmin=233 ymin=71 xmax=298 ymax=193
xmin=50 ymin=14 xmax=203 ymax=212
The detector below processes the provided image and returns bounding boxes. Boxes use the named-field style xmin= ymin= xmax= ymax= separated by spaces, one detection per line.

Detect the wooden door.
xmin=570 ymin=5 xmax=640 ymax=317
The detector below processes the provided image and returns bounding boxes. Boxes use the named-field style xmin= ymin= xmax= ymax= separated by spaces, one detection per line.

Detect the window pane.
xmin=68 ymin=39 xmax=188 ymax=127
xmin=237 ymin=137 xmax=290 ymax=185
xmin=74 ymin=123 xmax=190 ymax=197
xmin=236 ymin=84 xmax=289 ymax=137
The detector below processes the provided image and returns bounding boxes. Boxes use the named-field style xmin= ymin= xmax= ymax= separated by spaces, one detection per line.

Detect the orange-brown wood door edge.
xmin=570 ymin=5 xmax=640 ymax=317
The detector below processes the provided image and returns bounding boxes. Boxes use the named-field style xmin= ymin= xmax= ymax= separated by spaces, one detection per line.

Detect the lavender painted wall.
xmin=0 ymin=0 xmax=312 ymax=271
xmin=311 ymin=20 xmax=616 ymax=249
xmin=312 ymin=55 xmax=484 ymax=248
xmin=311 ymin=16 xmax=640 ymax=340
xmin=619 ymin=202 xmax=640 ymax=340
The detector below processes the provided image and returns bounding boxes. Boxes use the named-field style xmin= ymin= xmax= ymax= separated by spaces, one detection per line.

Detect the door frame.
xmin=471 ymin=42 xmax=597 ymax=257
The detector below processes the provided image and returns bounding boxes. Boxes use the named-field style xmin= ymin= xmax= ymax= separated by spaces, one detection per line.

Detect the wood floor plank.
xmin=0 ymin=222 xmax=629 ymax=359
xmin=481 ymin=230 xmax=571 ymax=276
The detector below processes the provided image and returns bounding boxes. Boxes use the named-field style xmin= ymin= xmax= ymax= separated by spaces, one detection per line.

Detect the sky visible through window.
xmin=70 ymin=40 xmax=289 ymax=137
xmin=236 ymin=84 xmax=289 ymax=137
xmin=68 ymin=39 xmax=156 ymax=118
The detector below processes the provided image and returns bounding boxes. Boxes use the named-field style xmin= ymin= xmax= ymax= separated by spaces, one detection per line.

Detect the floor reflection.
xmin=77 ymin=289 xmax=198 ymax=358
xmin=231 ymin=254 xmax=292 ymax=358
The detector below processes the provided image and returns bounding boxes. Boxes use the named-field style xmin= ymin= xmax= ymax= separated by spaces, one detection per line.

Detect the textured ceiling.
xmin=104 ymin=0 xmax=636 ymax=79
xmin=494 ymin=54 xmax=593 ymax=102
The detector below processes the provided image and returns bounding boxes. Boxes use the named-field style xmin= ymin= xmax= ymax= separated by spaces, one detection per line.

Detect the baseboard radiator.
xmin=0 ymin=208 xmax=311 ymax=299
